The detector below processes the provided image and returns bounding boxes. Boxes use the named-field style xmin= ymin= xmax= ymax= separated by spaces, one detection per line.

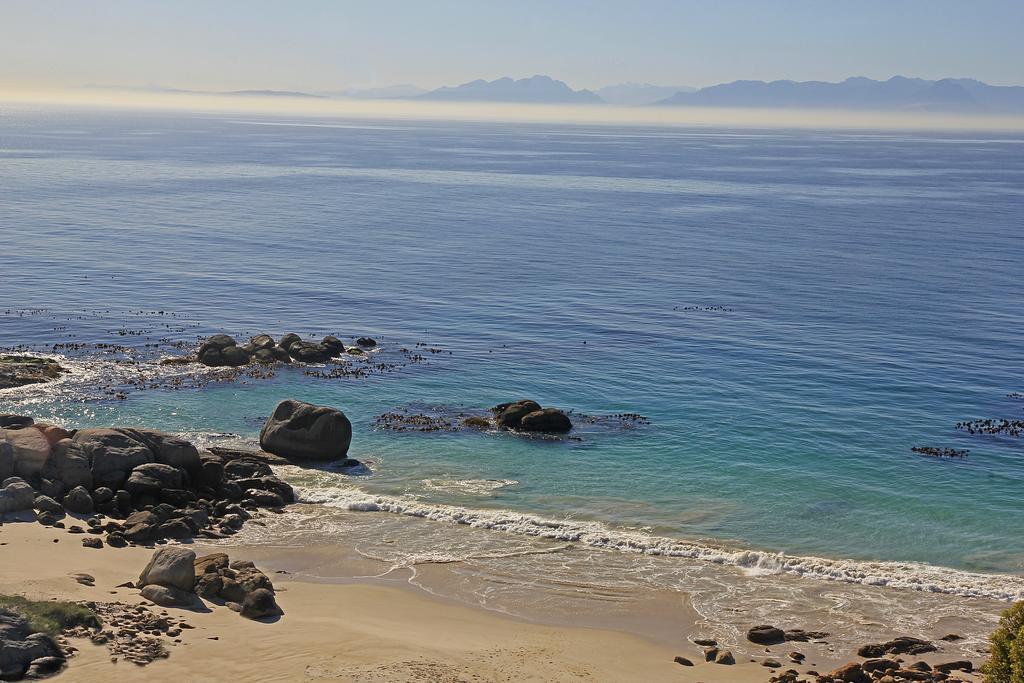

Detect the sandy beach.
xmin=0 ymin=520 xmax=786 ymax=682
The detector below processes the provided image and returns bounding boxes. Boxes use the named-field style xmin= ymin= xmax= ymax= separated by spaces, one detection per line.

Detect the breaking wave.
xmin=297 ymin=483 xmax=1024 ymax=602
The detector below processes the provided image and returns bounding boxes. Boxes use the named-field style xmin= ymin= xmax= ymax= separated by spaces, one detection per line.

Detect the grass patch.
xmin=0 ymin=595 xmax=100 ymax=635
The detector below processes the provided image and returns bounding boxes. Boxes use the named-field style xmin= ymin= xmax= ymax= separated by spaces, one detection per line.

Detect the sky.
xmin=1 ymin=0 xmax=1023 ymax=93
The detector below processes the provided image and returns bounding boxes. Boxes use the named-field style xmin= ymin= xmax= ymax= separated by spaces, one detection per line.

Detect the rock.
xmin=239 ymin=588 xmax=282 ymax=620
xmin=493 ymin=400 xmax=541 ymax=429
xmin=861 ymin=658 xmax=899 ymax=673
xmin=33 ymin=495 xmax=63 ymax=513
xmin=761 ymin=658 xmax=781 ymax=667
xmin=260 ymin=399 xmax=352 ymax=461
xmin=196 ymin=457 xmax=225 ymax=489
xmin=140 ymin=584 xmax=196 ymax=608
xmin=247 ymin=490 xmax=284 ymax=508
xmin=62 ymin=486 xmax=94 ymax=515
xmin=25 ymin=655 xmax=65 ymax=678
xmin=0 ymin=442 xmax=11 ymax=482
xmin=122 ymin=429 xmax=200 ymax=473
xmin=194 ymin=553 xmax=230 ymax=575
xmin=194 ymin=573 xmax=223 ymax=600
xmin=33 ymin=423 xmax=71 ymax=448
xmin=105 ymin=532 xmax=127 ymax=548
xmin=321 ymin=336 xmax=345 ymax=356
xmin=784 ymin=628 xmax=829 ymax=641
xmin=38 ymin=438 xmax=92 ymax=491
xmin=82 ymin=537 xmax=103 ymax=548
xmin=857 ymin=636 xmax=936 ymax=658
xmin=73 ymin=428 xmax=154 ymax=489
xmin=221 ymin=346 xmax=251 ymax=367
xmin=0 ymin=355 xmax=66 ymax=389
xmin=0 ymin=425 xmax=52 ymax=480
xmin=1 ymin=479 xmax=35 ymax=513
xmin=933 ymin=660 xmax=973 ymax=673
xmin=0 ymin=415 xmax=34 ymax=429
xmin=519 ymin=408 xmax=573 ymax=433
xmin=672 ymin=656 xmax=693 ymax=666
xmin=747 ymin=624 xmax=787 ymax=645
xmin=827 ymin=663 xmax=870 ymax=683
xmin=204 ymin=334 xmax=238 ymax=350
xmin=157 ymin=519 xmax=193 ymax=540
xmin=138 ymin=547 xmax=197 ymax=592
xmin=713 ymin=649 xmax=734 ymax=665
xmin=249 ymin=335 xmax=276 ymax=351
xmin=279 ymin=333 xmax=301 ymax=350
xmin=125 ymin=463 xmax=184 ymax=495
xmin=286 ymin=341 xmax=331 ymax=363
xmin=356 ymin=337 xmax=377 ymax=348
xmin=224 ymin=458 xmax=272 ymax=480
xmin=692 ymin=638 xmax=717 ymax=646
xmin=91 ymin=487 xmax=114 ymax=505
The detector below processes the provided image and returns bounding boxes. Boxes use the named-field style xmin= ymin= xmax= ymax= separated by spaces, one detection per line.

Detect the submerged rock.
xmin=0 ymin=355 xmax=66 ymax=390
xmin=260 ymin=399 xmax=352 ymax=461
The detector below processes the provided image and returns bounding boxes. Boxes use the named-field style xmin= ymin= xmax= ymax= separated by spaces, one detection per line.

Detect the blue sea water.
xmin=2 ymin=105 xmax=1023 ymax=593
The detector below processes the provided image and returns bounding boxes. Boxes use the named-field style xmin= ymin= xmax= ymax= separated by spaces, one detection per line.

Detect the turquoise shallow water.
xmin=2 ymin=105 xmax=1023 ymax=583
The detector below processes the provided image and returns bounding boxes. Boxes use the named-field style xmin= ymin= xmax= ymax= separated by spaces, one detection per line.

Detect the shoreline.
xmin=0 ymin=520 xmax=773 ymax=682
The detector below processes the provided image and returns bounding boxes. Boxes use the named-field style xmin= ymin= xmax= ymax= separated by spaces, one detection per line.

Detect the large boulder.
xmin=320 ymin=336 xmax=345 ymax=357
xmin=259 ymin=399 xmax=352 ymax=461
xmin=73 ymin=429 xmax=154 ymax=489
xmin=0 ymin=415 xmax=34 ymax=429
xmin=493 ymin=400 xmax=542 ymax=429
xmin=747 ymin=625 xmax=786 ymax=645
xmin=0 ymin=426 xmax=52 ymax=480
xmin=0 ymin=442 xmax=12 ymax=481
xmin=279 ymin=333 xmax=301 ymax=351
xmin=138 ymin=547 xmax=196 ymax=592
xmin=519 ymin=408 xmax=572 ymax=433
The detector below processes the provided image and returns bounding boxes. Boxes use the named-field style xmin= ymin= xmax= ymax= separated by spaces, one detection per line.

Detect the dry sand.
xmin=0 ymin=520 xmax=778 ymax=682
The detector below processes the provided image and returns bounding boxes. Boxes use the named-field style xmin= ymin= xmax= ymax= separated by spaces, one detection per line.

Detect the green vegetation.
xmin=0 ymin=595 xmax=100 ymax=636
xmin=982 ymin=601 xmax=1024 ymax=683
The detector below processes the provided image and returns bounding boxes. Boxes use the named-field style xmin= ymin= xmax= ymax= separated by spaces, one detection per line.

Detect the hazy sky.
xmin=2 ymin=0 xmax=1022 ymax=92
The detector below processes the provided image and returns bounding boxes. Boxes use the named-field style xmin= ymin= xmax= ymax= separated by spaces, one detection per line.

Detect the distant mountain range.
xmin=655 ymin=76 xmax=1024 ymax=112
xmin=416 ymin=75 xmax=602 ymax=104
xmin=80 ymin=76 xmax=1024 ymax=113
xmin=595 ymin=82 xmax=695 ymax=106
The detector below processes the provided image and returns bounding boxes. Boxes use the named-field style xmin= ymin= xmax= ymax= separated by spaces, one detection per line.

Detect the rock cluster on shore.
xmin=491 ymin=400 xmax=573 ymax=433
xmin=192 ymin=333 xmax=377 ymax=367
xmin=135 ymin=548 xmax=282 ymax=620
xmin=0 ymin=609 xmax=67 ymax=680
xmin=1 ymin=399 xmax=359 ymax=546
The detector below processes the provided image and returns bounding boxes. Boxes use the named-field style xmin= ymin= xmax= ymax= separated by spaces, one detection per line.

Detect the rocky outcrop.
xmin=0 ymin=356 xmax=67 ymax=390
xmin=195 ymin=333 xmax=358 ymax=367
xmin=747 ymin=624 xmax=786 ymax=645
xmin=0 ymin=415 xmax=295 ymax=545
xmin=260 ymin=399 xmax=352 ymax=461
xmin=856 ymin=636 xmax=936 ymax=658
xmin=0 ymin=608 xmax=65 ymax=681
xmin=491 ymin=400 xmax=572 ymax=433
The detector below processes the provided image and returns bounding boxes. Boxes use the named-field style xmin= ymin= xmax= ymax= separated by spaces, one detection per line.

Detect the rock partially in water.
xmin=260 ymin=399 xmax=352 ymax=461
xmin=0 ymin=355 xmax=66 ymax=390
xmin=519 ymin=408 xmax=572 ymax=433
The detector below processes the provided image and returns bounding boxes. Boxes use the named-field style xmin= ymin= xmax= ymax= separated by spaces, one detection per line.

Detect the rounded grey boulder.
xmin=259 ymin=399 xmax=352 ymax=461
xmin=138 ymin=546 xmax=197 ymax=592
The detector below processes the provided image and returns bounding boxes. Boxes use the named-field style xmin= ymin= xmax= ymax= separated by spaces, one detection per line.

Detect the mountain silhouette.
xmin=654 ymin=76 xmax=1024 ymax=112
xmin=596 ymin=82 xmax=695 ymax=106
xmin=418 ymin=75 xmax=603 ymax=103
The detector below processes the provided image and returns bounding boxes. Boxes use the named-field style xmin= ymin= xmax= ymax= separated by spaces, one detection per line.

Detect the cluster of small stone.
xmin=61 ymin=601 xmax=177 ymax=666
xmin=674 ymin=626 xmax=976 ymax=683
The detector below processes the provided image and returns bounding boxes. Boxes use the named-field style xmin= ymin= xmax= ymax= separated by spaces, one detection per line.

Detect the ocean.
xmin=2 ymin=104 xmax=1023 ymax=643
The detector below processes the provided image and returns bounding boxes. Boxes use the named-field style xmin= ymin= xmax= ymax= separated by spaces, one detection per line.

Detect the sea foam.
xmin=297 ymin=483 xmax=1024 ymax=602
